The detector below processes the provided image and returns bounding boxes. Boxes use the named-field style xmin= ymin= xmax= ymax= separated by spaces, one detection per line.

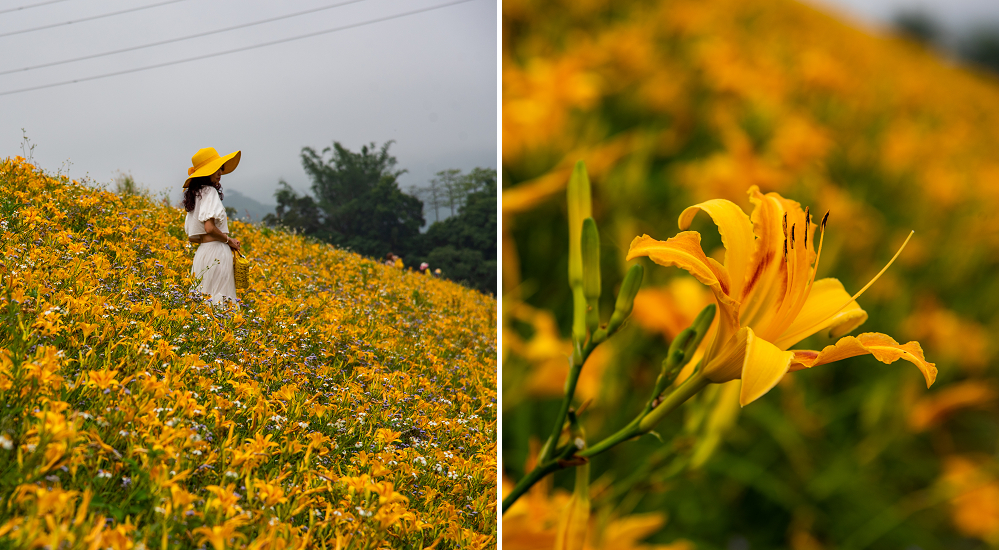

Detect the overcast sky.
xmin=808 ymin=0 xmax=998 ymax=34
xmin=1 ymin=0 xmax=496 ymax=208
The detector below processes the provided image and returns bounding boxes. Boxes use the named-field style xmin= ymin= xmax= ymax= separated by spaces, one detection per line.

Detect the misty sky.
xmin=809 ymin=0 xmax=998 ymax=34
xmin=1 ymin=0 xmax=496 ymax=209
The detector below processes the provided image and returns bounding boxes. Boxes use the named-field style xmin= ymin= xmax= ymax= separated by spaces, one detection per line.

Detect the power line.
xmin=0 ymin=0 xmax=369 ymax=76
xmin=0 ymin=0 xmax=478 ymax=97
xmin=0 ymin=0 xmax=77 ymax=16
xmin=0 ymin=0 xmax=189 ymax=39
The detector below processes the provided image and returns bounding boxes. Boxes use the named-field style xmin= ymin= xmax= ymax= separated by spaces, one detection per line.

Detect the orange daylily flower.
xmin=627 ymin=186 xmax=936 ymax=406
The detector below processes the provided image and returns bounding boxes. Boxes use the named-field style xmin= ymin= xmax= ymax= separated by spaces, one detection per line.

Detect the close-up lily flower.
xmin=628 ymin=185 xmax=937 ymax=406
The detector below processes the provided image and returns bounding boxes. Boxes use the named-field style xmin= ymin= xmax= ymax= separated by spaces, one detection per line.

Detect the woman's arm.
xmin=204 ymin=218 xmax=241 ymax=251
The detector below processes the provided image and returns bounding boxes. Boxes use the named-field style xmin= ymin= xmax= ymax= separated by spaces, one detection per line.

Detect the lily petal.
xmin=774 ymin=278 xmax=868 ymax=350
xmin=702 ymin=327 xmax=752 ymax=383
xmin=789 ymin=332 xmax=937 ymax=388
xmin=628 ymin=232 xmax=741 ymax=359
xmin=678 ymin=199 xmax=755 ymax=300
xmin=740 ymin=187 xmax=792 ymax=328
xmin=739 ymin=328 xmax=795 ymax=407
xmin=627 ymin=232 xmax=730 ymax=294
xmin=700 ymin=326 xmax=794 ymax=407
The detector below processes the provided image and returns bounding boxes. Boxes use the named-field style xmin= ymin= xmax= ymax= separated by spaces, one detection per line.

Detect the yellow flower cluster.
xmin=0 ymin=157 xmax=497 ymax=549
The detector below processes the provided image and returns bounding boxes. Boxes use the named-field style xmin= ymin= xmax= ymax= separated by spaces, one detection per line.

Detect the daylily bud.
xmin=581 ymin=218 xmax=601 ymax=299
xmin=572 ymin=290 xmax=588 ymax=348
xmin=567 ymin=161 xmax=592 ymax=288
xmin=581 ymin=218 xmax=601 ymax=333
xmin=606 ymin=264 xmax=644 ymax=334
xmin=684 ymin=304 xmax=716 ymax=365
xmin=650 ymin=348 xmax=686 ymax=403
xmin=567 ymin=161 xmax=592 ymax=348
xmin=668 ymin=327 xmax=696 ymax=360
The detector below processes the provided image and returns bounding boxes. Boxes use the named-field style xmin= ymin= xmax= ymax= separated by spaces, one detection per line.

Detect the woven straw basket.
xmin=233 ymin=250 xmax=250 ymax=289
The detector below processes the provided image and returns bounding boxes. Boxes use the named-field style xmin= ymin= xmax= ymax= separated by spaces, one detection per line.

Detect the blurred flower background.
xmin=501 ymin=0 xmax=998 ymax=548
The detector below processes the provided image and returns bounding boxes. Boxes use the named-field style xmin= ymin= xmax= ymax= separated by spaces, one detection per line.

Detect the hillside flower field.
xmin=502 ymin=0 xmax=997 ymax=548
xmin=0 ymin=157 xmax=497 ymax=549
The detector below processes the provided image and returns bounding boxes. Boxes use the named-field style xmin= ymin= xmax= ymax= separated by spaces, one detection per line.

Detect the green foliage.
xmin=417 ymin=170 xmax=497 ymax=294
xmin=264 ymin=141 xmax=424 ymax=259
xmin=265 ymin=140 xmax=496 ymax=295
xmin=112 ymin=171 xmax=143 ymax=197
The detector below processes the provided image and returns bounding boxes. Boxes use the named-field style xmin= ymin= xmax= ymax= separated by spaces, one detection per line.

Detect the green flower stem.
xmin=539 ymin=341 xmax=591 ymax=464
xmin=503 ymin=371 xmax=712 ymax=515
xmin=638 ymin=372 xmax=710 ymax=432
xmin=502 ymin=442 xmax=577 ymax=514
xmin=581 ymin=371 xmax=709 ymax=457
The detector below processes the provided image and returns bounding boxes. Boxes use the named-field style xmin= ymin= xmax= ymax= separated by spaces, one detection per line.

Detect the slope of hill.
xmin=0 ymin=157 xmax=497 ymax=549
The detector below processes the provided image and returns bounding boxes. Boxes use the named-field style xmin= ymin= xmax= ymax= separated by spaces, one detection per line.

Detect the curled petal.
xmin=790 ymin=332 xmax=937 ymax=388
xmin=678 ymin=199 xmax=754 ymax=300
xmin=627 ymin=232 xmax=730 ymax=295
xmin=739 ymin=329 xmax=795 ymax=406
xmin=628 ymin=232 xmax=741 ymax=356
xmin=775 ymin=278 xmax=868 ymax=350
xmin=701 ymin=327 xmax=794 ymax=407
xmin=702 ymin=327 xmax=752 ymax=383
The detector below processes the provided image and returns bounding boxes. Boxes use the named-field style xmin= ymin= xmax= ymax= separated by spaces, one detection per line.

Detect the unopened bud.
xmin=683 ymin=304 xmax=716 ymax=365
xmin=567 ymin=161 xmax=592 ymax=288
xmin=607 ymin=264 xmax=644 ymax=334
xmin=581 ymin=218 xmax=601 ymax=300
xmin=582 ymin=218 xmax=601 ymax=334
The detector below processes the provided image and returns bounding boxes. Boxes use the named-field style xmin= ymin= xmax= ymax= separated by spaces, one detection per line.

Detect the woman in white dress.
xmin=182 ymin=147 xmax=242 ymax=306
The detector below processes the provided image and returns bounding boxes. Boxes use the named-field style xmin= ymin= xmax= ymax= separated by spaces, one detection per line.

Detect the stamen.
xmin=805 ymin=211 xmax=829 ymax=295
xmin=782 ymin=212 xmax=789 ymax=261
xmin=782 ymin=226 xmax=912 ymax=345
xmin=842 ymin=230 xmax=913 ymax=306
xmin=791 ymin=224 xmax=796 ymax=250
xmin=804 ymin=207 xmax=810 ymax=248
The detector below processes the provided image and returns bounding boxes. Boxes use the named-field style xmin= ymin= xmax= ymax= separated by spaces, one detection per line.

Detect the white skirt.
xmin=192 ymin=241 xmax=238 ymax=306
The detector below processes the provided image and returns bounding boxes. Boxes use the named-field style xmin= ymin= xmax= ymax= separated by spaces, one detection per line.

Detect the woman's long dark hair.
xmin=183 ymin=176 xmax=224 ymax=212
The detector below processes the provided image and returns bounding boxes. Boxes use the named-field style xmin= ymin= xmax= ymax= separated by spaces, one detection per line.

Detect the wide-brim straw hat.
xmin=183 ymin=147 xmax=241 ymax=188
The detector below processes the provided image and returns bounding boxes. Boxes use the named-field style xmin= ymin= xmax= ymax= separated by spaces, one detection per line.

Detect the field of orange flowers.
xmin=502 ymin=0 xmax=997 ymax=548
xmin=0 ymin=156 xmax=497 ymax=549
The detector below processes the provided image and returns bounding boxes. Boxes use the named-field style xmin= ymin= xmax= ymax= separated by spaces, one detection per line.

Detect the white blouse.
xmin=184 ymin=187 xmax=229 ymax=237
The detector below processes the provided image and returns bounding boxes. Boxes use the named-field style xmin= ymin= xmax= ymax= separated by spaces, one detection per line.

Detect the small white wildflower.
xmin=0 ymin=434 xmax=12 ymax=450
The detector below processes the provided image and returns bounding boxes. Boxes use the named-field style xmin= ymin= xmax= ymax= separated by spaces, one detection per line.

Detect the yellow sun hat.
xmin=183 ymin=147 xmax=241 ymax=188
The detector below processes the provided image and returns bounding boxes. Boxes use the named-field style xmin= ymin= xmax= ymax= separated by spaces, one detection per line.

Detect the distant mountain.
xmin=222 ymin=189 xmax=275 ymax=222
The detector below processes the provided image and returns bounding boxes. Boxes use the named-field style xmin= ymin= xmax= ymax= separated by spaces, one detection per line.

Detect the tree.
xmin=417 ymin=168 xmax=497 ymax=294
xmin=892 ymin=10 xmax=941 ymax=46
xmin=409 ymin=177 xmax=446 ymax=224
xmin=265 ymin=141 xmax=424 ymax=259
xmin=262 ymin=181 xmax=329 ymax=240
xmin=412 ymin=166 xmax=497 ymax=225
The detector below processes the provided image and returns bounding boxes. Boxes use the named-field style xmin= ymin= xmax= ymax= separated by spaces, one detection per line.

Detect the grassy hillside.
xmin=0 ymin=157 xmax=497 ymax=549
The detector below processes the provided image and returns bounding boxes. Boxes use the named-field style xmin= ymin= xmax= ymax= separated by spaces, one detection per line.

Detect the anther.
xmin=821 ymin=210 xmax=830 ymax=228
xmin=804 ymin=208 xmax=810 ymax=248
